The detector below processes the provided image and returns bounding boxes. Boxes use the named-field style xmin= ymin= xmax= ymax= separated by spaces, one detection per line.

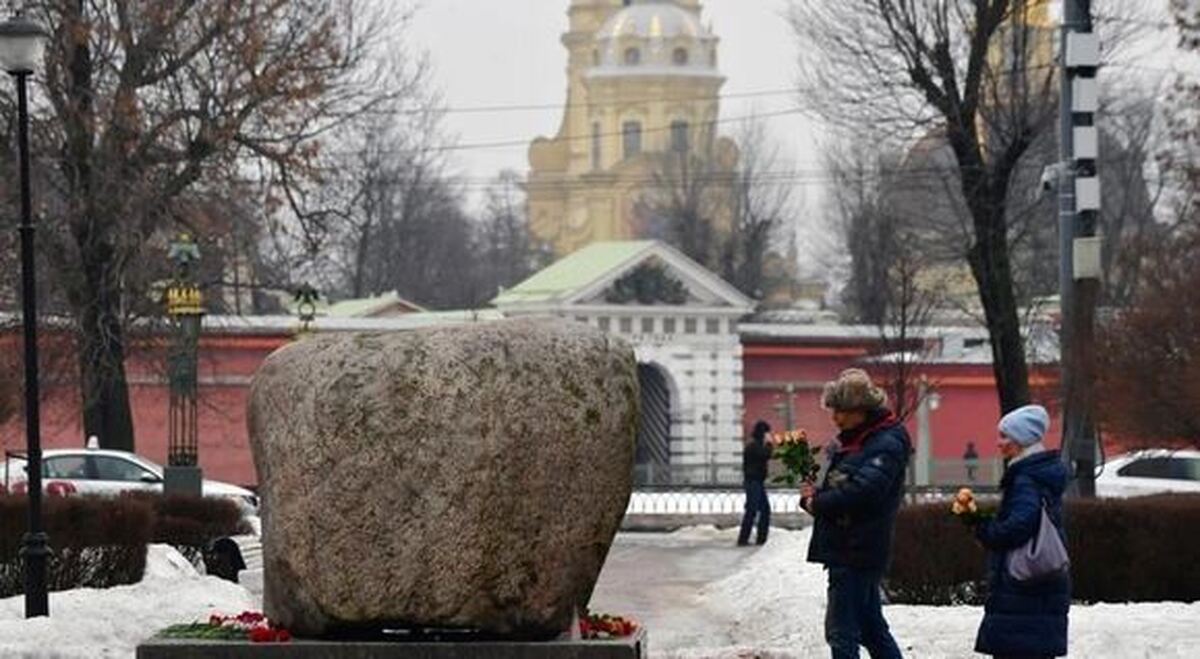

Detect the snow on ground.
xmin=2 ymin=530 xmax=1199 ymax=658
xmin=0 ymin=545 xmax=254 ymax=659
xmin=645 ymin=526 xmax=1200 ymax=658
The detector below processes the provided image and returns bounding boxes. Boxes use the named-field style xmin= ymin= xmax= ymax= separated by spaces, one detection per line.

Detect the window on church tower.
xmin=673 ymin=47 xmax=689 ymax=66
xmin=623 ymin=121 xmax=642 ymax=159
xmin=592 ymin=122 xmax=601 ymax=170
xmin=670 ymin=121 xmax=689 ymax=153
xmin=623 ymin=47 xmax=640 ymax=66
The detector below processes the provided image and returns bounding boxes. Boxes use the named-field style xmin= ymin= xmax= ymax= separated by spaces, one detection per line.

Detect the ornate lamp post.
xmin=0 ymin=10 xmax=49 ymax=619
xmin=294 ymin=283 xmax=319 ymax=333
xmin=164 ymin=234 xmax=204 ymax=496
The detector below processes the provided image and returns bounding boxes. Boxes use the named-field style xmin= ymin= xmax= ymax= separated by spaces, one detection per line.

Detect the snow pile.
xmin=702 ymin=527 xmax=826 ymax=642
xmin=0 ymin=544 xmax=254 ymax=659
xmin=653 ymin=527 xmax=1200 ymax=659
xmin=3 ymin=530 xmax=1200 ymax=658
xmin=141 ymin=544 xmax=199 ymax=581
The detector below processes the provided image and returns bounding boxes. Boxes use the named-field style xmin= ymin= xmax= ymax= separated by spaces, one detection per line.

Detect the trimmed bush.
xmin=0 ymin=492 xmax=249 ymax=597
xmin=886 ymin=500 xmax=988 ymax=605
xmin=1066 ymin=495 xmax=1200 ymax=602
xmin=139 ymin=492 xmax=251 ymax=566
xmin=0 ymin=494 xmax=152 ymax=598
xmin=886 ymin=494 xmax=1200 ymax=605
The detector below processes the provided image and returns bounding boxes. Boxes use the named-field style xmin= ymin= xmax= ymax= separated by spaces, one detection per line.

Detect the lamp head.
xmin=0 ymin=13 xmax=45 ymax=75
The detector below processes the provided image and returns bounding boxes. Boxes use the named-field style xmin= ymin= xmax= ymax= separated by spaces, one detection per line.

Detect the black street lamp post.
xmin=0 ymin=11 xmax=48 ymax=619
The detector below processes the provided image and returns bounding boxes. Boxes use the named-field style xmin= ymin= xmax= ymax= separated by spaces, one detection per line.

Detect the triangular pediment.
xmin=492 ymin=240 xmax=754 ymax=311
xmin=576 ymin=256 xmax=716 ymax=306
xmin=567 ymin=243 xmax=753 ymax=309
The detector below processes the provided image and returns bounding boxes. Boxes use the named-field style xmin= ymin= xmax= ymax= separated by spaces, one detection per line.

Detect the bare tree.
xmin=823 ymin=139 xmax=906 ymax=325
xmin=789 ymin=0 xmax=1150 ymax=413
xmin=0 ymin=1 xmax=419 ymax=451
xmin=880 ymin=245 xmax=945 ymax=422
xmin=636 ymin=147 xmax=727 ymax=270
xmin=1165 ymin=0 xmax=1199 ymax=227
xmin=823 ymin=137 xmax=943 ymax=419
xmin=638 ymin=117 xmax=798 ymax=301
xmin=724 ymin=118 xmax=801 ymax=302
xmin=1096 ymin=232 xmax=1200 ymax=448
xmin=475 ymin=171 xmax=552 ymax=300
xmin=1096 ymin=89 xmax=1169 ymax=305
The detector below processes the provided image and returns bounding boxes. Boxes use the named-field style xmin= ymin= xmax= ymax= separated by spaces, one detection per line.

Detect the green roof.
xmin=326 ymin=293 xmax=403 ymax=317
xmin=285 ymin=291 xmax=427 ymax=318
xmin=492 ymin=241 xmax=655 ymax=305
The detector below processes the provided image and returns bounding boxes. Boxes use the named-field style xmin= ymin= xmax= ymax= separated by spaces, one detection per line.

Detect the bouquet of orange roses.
xmin=949 ymin=487 xmax=993 ymax=524
xmin=769 ymin=429 xmax=820 ymax=486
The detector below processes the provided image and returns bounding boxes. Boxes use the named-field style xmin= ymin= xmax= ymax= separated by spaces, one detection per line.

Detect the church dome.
xmin=590 ymin=0 xmax=719 ymax=75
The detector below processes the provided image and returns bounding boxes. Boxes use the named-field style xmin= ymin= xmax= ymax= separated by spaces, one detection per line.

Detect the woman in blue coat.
xmin=973 ymin=404 xmax=1071 ymax=659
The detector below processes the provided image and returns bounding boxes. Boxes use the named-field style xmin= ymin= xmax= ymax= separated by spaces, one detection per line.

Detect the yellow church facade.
xmin=527 ymin=0 xmax=737 ymax=258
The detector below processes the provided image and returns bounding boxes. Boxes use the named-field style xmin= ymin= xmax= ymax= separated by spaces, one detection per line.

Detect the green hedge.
xmin=0 ymin=495 xmax=152 ymax=598
xmin=885 ymin=494 xmax=1200 ymax=605
xmin=127 ymin=492 xmax=251 ymax=566
xmin=0 ymin=493 xmax=249 ymax=598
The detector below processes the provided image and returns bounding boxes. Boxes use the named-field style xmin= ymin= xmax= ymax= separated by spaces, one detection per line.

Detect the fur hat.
xmin=998 ymin=404 xmax=1050 ymax=447
xmin=821 ymin=368 xmax=887 ymax=412
xmin=751 ymin=420 xmax=771 ymax=440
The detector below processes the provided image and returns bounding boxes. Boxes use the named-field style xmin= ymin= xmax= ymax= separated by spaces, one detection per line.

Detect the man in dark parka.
xmin=801 ymin=368 xmax=910 ymax=659
xmin=738 ymin=419 xmax=773 ymax=546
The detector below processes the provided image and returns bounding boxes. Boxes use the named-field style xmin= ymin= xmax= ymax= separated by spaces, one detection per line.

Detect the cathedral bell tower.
xmin=528 ymin=0 xmax=733 ymax=257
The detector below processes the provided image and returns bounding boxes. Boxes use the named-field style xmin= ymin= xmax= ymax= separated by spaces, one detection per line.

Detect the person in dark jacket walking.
xmin=738 ymin=420 xmax=773 ymax=546
xmin=800 ymin=369 xmax=910 ymax=659
xmin=972 ymin=404 xmax=1070 ymax=659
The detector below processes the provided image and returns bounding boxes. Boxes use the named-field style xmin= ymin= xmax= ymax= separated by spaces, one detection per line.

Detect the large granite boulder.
xmin=247 ymin=318 xmax=639 ymax=639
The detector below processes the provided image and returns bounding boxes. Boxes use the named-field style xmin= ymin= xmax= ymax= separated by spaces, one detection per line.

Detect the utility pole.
xmin=1058 ymin=0 xmax=1101 ymax=497
xmin=915 ymin=378 xmax=933 ymax=486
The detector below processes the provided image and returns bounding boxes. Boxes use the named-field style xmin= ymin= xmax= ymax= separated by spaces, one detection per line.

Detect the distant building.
xmin=494 ymin=240 xmax=754 ymax=484
xmin=527 ymin=0 xmax=737 ymax=258
xmin=2 ymin=241 xmax=1073 ymax=489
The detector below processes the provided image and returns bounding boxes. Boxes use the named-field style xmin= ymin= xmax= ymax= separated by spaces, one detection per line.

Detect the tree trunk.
xmin=63 ymin=0 xmax=134 ymax=451
xmin=966 ymin=189 xmax=1031 ymax=414
xmin=76 ymin=247 xmax=136 ymax=451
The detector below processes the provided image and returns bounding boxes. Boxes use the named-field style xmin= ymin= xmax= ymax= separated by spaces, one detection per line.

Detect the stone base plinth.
xmin=137 ymin=629 xmax=646 ymax=659
xmin=163 ymin=465 xmax=202 ymax=497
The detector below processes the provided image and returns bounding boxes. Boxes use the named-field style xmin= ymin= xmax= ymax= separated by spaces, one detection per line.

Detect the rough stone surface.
xmin=247 ymin=318 xmax=639 ymax=639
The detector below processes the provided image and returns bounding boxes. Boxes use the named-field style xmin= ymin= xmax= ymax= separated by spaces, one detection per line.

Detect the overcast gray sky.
xmin=408 ymin=0 xmax=821 ymax=205
xmin=407 ymin=0 xmax=1189 ymax=271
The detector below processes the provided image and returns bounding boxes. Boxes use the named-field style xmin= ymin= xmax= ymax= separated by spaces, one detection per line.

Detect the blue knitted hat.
xmin=997 ymin=404 xmax=1050 ymax=447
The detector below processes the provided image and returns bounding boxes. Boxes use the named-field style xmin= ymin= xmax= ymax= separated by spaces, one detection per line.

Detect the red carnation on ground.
xmin=248 ymin=627 xmax=276 ymax=643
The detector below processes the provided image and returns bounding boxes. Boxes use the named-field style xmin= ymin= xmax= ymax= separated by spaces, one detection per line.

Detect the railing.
xmin=635 ymin=459 xmax=1008 ymax=489
xmin=624 ymin=483 xmax=1000 ymax=517
xmin=626 ymin=487 xmax=804 ymax=515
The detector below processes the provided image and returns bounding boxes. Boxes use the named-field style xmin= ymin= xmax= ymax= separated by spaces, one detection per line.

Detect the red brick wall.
xmin=3 ymin=329 xmax=1066 ymax=488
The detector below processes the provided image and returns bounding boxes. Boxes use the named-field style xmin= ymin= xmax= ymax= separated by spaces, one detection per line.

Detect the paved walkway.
xmin=589 ymin=528 xmax=778 ymax=652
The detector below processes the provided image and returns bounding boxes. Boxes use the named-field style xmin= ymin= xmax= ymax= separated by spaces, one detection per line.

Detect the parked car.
xmin=1 ymin=447 xmax=259 ymax=518
xmin=1095 ymin=449 xmax=1200 ymax=498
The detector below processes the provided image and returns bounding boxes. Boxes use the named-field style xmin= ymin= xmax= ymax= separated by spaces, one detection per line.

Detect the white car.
xmin=1095 ymin=449 xmax=1200 ymax=498
xmin=2 ymin=447 xmax=259 ymax=518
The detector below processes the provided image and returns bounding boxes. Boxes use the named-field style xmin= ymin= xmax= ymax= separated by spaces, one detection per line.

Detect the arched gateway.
xmin=635 ymin=363 xmax=673 ymax=484
xmin=493 ymin=240 xmax=754 ymax=485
